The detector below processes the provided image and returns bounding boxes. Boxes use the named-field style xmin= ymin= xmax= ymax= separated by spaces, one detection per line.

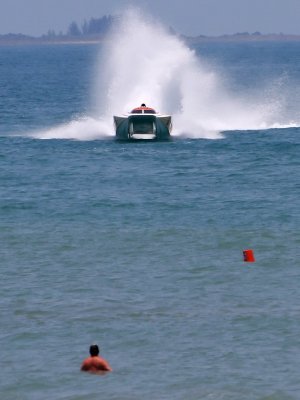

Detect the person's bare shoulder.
xmin=97 ymin=357 xmax=113 ymax=372
xmin=81 ymin=357 xmax=91 ymax=371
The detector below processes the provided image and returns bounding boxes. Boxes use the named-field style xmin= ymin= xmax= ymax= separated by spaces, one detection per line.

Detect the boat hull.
xmin=114 ymin=114 xmax=172 ymax=141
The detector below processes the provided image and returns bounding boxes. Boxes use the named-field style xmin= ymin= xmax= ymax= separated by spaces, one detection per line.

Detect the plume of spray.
xmin=96 ymin=9 xmax=284 ymax=139
xmin=31 ymin=116 xmax=112 ymax=140
xmin=32 ymin=8 xmax=297 ymax=140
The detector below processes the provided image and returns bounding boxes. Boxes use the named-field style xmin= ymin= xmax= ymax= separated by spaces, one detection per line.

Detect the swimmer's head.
xmin=89 ymin=344 xmax=100 ymax=356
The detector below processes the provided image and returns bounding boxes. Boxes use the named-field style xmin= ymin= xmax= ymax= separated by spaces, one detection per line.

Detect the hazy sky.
xmin=0 ymin=0 xmax=299 ymax=37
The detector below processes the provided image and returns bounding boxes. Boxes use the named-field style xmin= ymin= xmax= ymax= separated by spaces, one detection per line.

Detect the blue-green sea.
xmin=1 ymin=36 xmax=300 ymax=399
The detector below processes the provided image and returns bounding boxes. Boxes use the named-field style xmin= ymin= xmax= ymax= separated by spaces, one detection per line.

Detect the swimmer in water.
xmin=81 ymin=344 xmax=112 ymax=374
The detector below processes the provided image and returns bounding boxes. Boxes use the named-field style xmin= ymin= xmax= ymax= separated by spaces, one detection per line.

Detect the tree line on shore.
xmin=1 ymin=15 xmax=300 ymax=44
xmin=47 ymin=15 xmax=115 ymax=38
xmin=0 ymin=16 xmax=115 ymax=43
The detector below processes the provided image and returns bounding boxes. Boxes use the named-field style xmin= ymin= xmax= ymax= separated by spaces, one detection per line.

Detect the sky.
xmin=0 ymin=0 xmax=299 ymax=37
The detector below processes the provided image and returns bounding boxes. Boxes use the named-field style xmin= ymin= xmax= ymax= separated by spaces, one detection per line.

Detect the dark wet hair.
xmin=141 ymin=103 xmax=146 ymax=107
xmin=89 ymin=344 xmax=100 ymax=356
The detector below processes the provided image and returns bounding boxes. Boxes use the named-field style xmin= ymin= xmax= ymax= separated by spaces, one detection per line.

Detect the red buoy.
xmin=243 ymin=249 xmax=255 ymax=262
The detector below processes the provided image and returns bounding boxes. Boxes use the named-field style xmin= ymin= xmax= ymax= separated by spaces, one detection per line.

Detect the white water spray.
xmin=32 ymin=9 xmax=298 ymax=140
xmin=31 ymin=116 xmax=112 ymax=140
xmin=96 ymin=9 xmax=297 ymax=139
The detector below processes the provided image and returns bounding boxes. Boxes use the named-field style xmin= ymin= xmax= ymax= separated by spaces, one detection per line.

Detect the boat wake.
xmin=30 ymin=116 xmax=112 ymax=140
xmin=29 ymin=8 xmax=300 ymax=140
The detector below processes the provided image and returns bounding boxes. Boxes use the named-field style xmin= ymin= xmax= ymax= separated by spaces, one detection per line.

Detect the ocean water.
xmin=1 ymin=24 xmax=300 ymax=400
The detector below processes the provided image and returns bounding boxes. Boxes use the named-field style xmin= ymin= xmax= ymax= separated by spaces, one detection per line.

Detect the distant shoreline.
xmin=185 ymin=33 xmax=300 ymax=43
xmin=1 ymin=32 xmax=300 ymax=46
xmin=0 ymin=34 xmax=106 ymax=46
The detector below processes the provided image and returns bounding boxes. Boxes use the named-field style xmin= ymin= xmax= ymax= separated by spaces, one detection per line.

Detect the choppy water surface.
xmin=1 ymin=25 xmax=300 ymax=400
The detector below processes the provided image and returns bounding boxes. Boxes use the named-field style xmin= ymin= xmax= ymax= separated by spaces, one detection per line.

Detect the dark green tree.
xmin=68 ymin=21 xmax=81 ymax=36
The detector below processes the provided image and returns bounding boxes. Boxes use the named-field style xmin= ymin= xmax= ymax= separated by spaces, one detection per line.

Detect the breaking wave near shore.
xmin=31 ymin=9 xmax=299 ymax=140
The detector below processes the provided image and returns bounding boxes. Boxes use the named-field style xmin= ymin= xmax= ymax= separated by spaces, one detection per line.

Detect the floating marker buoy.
xmin=243 ymin=249 xmax=255 ymax=262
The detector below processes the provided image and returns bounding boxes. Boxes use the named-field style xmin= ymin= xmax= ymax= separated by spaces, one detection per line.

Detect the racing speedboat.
xmin=114 ymin=104 xmax=172 ymax=141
